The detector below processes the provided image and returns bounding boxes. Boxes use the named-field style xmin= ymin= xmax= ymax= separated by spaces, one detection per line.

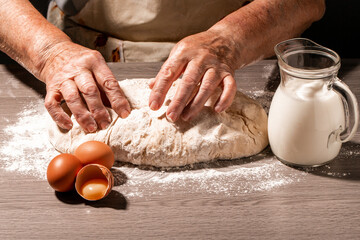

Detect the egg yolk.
xmin=80 ymin=179 xmax=108 ymax=201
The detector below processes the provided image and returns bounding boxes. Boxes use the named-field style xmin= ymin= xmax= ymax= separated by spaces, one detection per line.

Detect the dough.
xmin=48 ymin=78 xmax=268 ymax=167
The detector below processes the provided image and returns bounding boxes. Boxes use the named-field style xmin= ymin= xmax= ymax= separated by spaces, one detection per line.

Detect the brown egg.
xmin=75 ymin=164 xmax=114 ymax=201
xmin=47 ymin=154 xmax=83 ymax=192
xmin=74 ymin=141 xmax=114 ymax=169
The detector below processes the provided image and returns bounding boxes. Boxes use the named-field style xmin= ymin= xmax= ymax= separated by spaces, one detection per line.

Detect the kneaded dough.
xmin=48 ymin=78 xmax=268 ymax=167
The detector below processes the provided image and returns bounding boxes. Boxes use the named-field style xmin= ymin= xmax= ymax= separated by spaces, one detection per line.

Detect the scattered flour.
xmin=0 ymin=100 xmax=57 ymax=179
xmin=114 ymin=160 xmax=305 ymax=198
xmin=0 ymin=94 xmax=306 ymax=199
xmin=244 ymin=89 xmax=274 ymax=113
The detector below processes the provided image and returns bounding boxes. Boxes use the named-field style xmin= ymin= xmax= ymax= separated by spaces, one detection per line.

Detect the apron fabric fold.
xmin=49 ymin=0 xmax=250 ymax=62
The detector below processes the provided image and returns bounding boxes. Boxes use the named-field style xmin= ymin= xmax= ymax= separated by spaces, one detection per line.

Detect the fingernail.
xmin=181 ymin=113 xmax=190 ymax=122
xmin=100 ymin=121 xmax=110 ymax=130
xmin=149 ymin=80 xmax=155 ymax=89
xmin=214 ymin=105 xmax=224 ymax=113
xmin=167 ymin=112 xmax=178 ymax=122
xmin=88 ymin=123 xmax=97 ymax=133
xmin=120 ymin=109 xmax=130 ymax=118
xmin=63 ymin=122 xmax=73 ymax=130
xmin=150 ymin=101 xmax=159 ymax=110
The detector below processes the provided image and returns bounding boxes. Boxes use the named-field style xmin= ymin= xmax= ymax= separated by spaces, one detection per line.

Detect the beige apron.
xmin=48 ymin=0 xmax=249 ymax=62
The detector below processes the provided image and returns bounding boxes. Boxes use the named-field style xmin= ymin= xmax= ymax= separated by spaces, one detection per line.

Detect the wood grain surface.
xmin=0 ymin=60 xmax=359 ymax=240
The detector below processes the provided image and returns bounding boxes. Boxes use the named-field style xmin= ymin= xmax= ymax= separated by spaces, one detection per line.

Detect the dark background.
xmin=0 ymin=0 xmax=359 ymax=64
xmin=302 ymin=0 xmax=360 ymax=58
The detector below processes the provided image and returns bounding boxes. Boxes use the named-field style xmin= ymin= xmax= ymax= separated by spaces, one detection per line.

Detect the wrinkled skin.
xmin=40 ymin=42 xmax=131 ymax=132
xmin=0 ymin=0 xmax=325 ymax=131
xmin=149 ymin=30 xmax=240 ymax=122
xmin=148 ymin=0 xmax=325 ymax=122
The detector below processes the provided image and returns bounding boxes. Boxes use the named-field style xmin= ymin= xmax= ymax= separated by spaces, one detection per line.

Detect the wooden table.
xmin=0 ymin=60 xmax=359 ymax=239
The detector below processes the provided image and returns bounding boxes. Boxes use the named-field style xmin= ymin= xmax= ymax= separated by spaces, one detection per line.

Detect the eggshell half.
xmin=75 ymin=164 xmax=114 ymax=201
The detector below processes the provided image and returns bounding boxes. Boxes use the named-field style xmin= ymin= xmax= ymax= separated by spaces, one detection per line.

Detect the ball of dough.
xmin=48 ymin=78 xmax=268 ymax=167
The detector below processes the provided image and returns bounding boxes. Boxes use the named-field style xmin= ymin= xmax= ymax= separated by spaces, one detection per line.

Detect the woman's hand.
xmin=0 ymin=0 xmax=325 ymax=128
xmin=149 ymin=0 xmax=325 ymax=123
xmin=39 ymin=41 xmax=131 ymax=132
xmin=149 ymin=29 xmax=240 ymax=122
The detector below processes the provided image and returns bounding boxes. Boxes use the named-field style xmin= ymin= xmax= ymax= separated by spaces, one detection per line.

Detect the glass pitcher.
xmin=268 ymin=38 xmax=359 ymax=167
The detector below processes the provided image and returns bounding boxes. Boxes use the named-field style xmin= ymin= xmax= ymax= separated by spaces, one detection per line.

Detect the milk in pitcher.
xmin=268 ymin=77 xmax=345 ymax=166
xmin=269 ymin=38 xmax=359 ymax=167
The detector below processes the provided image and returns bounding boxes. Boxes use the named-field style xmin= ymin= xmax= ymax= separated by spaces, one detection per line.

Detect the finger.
xmin=149 ymin=51 xmax=186 ymax=90
xmin=214 ymin=74 xmax=237 ymax=113
xmin=60 ymin=79 xmax=98 ymax=133
xmin=148 ymin=77 xmax=156 ymax=89
xmin=92 ymin=62 xmax=131 ymax=119
xmin=44 ymin=90 xmax=73 ymax=130
xmin=74 ymin=70 xmax=111 ymax=130
xmin=181 ymin=68 xmax=221 ymax=121
xmin=149 ymin=58 xmax=186 ymax=110
xmin=166 ymin=61 xmax=206 ymax=122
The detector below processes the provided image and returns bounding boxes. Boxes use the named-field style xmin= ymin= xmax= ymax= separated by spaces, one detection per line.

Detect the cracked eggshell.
xmin=75 ymin=164 xmax=114 ymax=201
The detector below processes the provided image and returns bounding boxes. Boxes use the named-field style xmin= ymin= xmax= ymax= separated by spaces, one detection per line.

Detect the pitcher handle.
xmin=332 ymin=77 xmax=359 ymax=142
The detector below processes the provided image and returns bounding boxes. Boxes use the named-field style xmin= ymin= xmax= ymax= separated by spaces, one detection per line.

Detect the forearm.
xmin=210 ymin=0 xmax=325 ymax=67
xmin=0 ymin=0 xmax=71 ymax=79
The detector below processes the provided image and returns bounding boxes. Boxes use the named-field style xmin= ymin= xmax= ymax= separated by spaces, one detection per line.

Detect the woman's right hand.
xmin=39 ymin=41 xmax=131 ymax=133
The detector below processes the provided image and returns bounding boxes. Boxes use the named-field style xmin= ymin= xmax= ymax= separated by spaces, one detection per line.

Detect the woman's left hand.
xmin=148 ymin=29 xmax=241 ymax=122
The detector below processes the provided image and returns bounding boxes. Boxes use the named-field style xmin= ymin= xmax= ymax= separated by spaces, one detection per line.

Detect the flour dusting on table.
xmin=114 ymin=160 xmax=305 ymax=198
xmin=0 ymin=100 xmax=56 ymax=179
xmin=0 ymin=94 xmax=305 ymax=199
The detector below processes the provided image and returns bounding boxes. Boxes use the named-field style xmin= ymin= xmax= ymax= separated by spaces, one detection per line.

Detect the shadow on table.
xmin=264 ymin=63 xmax=280 ymax=92
xmin=55 ymin=189 xmax=128 ymax=210
xmin=113 ymin=146 xmax=273 ymax=173
xmin=295 ymin=141 xmax=360 ymax=181
xmin=5 ymin=64 xmax=46 ymax=98
xmin=55 ymin=168 xmax=128 ymax=210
